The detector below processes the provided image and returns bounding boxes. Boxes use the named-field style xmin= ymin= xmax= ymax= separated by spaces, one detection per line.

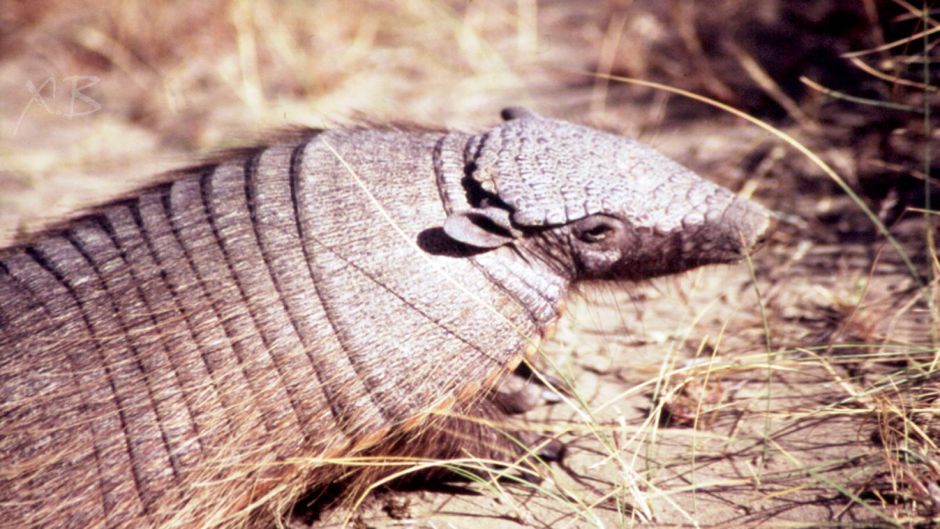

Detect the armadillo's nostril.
xmin=749 ymin=210 xmax=800 ymax=253
xmin=750 ymin=206 xmax=774 ymax=249
xmin=723 ymin=198 xmax=773 ymax=252
xmin=750 ymin=219 xmax=774 ymax=253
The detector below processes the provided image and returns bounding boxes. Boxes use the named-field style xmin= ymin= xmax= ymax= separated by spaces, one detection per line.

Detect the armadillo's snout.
xmin=706 ymin=197 xmax=774 ymax=263
xmin=606 ymin=192 xmax=774 ymax=281
xmin=662 ymin=196 xmax=773 ymax=277
xmin=721 ymin=197 xmax=774 ymax=257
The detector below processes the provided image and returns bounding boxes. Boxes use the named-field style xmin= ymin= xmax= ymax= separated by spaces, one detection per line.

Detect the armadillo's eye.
xmin=578 ymin=223 xmax=614 ymax=243
xmin=574 ymin=215 xmax=620 ymax=245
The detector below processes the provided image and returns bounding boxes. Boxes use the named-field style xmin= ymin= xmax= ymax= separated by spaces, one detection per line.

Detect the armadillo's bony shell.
xmin=0 ymin=128 xmax=547 ymax=529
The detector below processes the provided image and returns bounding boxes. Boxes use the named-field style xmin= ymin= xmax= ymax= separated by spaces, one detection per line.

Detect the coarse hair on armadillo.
xmin=0 ymin=125 xmax=555 ymax=529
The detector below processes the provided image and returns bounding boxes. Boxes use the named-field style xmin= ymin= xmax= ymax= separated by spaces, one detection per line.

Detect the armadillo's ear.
xmin=500 ymin=107 xmax=539 ymax=121
xmin=443 ymin=207 xmax=518 ymax=249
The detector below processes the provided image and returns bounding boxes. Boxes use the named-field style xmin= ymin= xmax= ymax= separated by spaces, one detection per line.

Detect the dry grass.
xmin=1 ymin=1 xmax=938 ymax=527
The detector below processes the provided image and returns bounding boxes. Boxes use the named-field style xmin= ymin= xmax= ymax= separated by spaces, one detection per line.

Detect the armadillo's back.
xmin=0 ymin=128 xmax=542 ymax=528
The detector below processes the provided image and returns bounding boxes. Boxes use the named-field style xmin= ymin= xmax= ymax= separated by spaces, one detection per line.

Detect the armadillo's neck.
xmin=434 ymin=132 xmax=569 ymax=329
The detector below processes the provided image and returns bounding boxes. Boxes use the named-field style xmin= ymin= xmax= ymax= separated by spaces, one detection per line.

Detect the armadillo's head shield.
xmin=443 ymin=108 xmax=771 ymax=281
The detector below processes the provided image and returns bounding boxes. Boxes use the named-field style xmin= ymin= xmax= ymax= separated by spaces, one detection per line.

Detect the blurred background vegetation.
xmin=1 ymin=0 xmax=935 ymax=244
xmin=1 ymin=1 xmax=938 ymax=527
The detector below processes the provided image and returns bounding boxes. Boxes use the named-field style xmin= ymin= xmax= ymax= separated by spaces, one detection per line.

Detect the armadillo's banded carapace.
xmin=0 ymin=127 xmax=543 ymax=529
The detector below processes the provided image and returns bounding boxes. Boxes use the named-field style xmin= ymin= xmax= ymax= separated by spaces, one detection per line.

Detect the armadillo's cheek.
xmin=668 ymin=224 xmax=731 ymax=267
xmin=577 ymin=246 xmax=624 ymax=278
xmin=685 ymin=238 xmax=732 ymax=267
xmin=607 ymin=232 xmax=669 ymax=279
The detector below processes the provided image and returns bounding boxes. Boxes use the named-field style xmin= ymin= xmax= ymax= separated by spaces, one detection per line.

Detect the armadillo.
xmin=0 ymin=108 xmax=770 ymax=529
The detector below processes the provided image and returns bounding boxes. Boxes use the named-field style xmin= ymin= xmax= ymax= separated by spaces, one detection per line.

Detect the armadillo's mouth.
xmin=747 ymin=222 xmax=774 ymax=255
